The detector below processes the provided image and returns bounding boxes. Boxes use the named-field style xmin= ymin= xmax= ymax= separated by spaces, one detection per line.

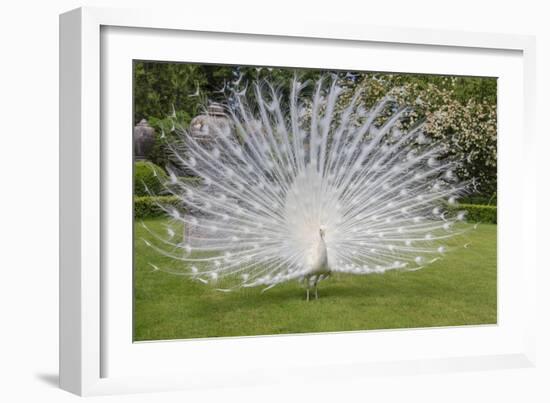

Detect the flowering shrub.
xmin=420 ymin=85 xmax=497 ymax=198
xmin=336 ymin=74 xmax=497 ymax=198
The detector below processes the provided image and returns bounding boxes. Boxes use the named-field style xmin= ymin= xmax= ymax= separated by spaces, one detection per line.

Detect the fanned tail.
xmin=143 ymin=75 xmax=473 ymax=289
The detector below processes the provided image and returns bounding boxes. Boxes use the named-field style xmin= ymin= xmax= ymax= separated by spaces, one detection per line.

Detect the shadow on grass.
xmin=181 ymin=277 xmax=450 ymax=317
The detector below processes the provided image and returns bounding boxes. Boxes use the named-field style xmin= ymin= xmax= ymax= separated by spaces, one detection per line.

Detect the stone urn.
xmin=189 ymin=103 xmax=232 ymax=145
xmin=133 ymin=119 xmax=156 ymax=160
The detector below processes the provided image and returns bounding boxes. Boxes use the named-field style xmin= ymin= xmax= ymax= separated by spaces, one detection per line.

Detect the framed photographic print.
xmin=60 ymin=6 xmax=537 ymax=396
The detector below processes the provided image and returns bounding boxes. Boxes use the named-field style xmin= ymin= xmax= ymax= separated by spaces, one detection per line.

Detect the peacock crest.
xmin=142 ymin=76 xmax=472 ymax=300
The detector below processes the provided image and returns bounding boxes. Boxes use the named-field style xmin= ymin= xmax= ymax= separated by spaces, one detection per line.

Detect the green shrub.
xmin=179 ymin=176 xmax=202 ymax=185
xmin=134 ymin=161 xmax=168 ymax=196
xmin=134 ymin=196 xmax=181 ymax=219
xmin=134 ymin=196 xmax=497 ymax=224
xmin=459 ymin=195 xmax=497 ymax=206
xmin=449 ymin=203 xmax=497 ymax=224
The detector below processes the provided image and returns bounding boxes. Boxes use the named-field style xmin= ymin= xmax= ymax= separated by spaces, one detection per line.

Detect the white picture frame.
xmin=59 ymin=6 xmax=537 ymax=396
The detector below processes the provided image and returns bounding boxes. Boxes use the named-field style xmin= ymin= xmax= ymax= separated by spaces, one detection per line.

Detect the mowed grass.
xmin=134 ymin=218 xmax=497 ymax=341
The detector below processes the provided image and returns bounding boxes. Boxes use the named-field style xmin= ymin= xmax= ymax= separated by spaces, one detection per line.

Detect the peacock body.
xmin=144 ymin=76 xmax=470 ymax=299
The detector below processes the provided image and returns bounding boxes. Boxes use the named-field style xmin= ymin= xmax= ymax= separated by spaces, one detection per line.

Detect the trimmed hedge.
xmin=450 ymin=203 xmax=497 ymax=224
xmin=134 ymin=195 xmax=180 ymax=219
xmin=134 ymin=197 xmax=497 ymax=224
xmin=459 ymin=195 xmax=497 ymax=206
xmin=134 ymin=161 xmax=168 ymax=196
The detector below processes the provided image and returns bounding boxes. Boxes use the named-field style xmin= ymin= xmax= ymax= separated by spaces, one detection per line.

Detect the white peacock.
xmin=142 ymin=76 xmax=471 ymax=300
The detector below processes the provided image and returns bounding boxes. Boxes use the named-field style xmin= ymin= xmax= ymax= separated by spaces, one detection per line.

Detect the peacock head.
xmin=319 ymin=226 xmax=326 ymax=239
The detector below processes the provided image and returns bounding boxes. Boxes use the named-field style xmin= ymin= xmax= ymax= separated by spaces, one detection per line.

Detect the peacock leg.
xmin=306 ymin=288 xmax=310 ymax=301
xmin=315 ymin=284 xmax=319 ymax=300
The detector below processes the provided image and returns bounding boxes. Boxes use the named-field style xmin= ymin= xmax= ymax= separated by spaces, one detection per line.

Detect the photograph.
xmin=132 ymin=62 xmax=498 ymax=341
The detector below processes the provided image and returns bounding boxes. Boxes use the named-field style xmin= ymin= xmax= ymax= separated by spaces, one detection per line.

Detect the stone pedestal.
xmin=134 ymin=119 xmax=155 ymax=160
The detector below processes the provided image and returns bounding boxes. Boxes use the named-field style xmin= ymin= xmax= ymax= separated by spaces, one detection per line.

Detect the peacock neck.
xmin=317 ymin=235 xmax=328 ymax=258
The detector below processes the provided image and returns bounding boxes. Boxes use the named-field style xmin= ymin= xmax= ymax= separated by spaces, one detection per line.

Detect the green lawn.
xmin=134 ymin=218 xmax=497 ymax=341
